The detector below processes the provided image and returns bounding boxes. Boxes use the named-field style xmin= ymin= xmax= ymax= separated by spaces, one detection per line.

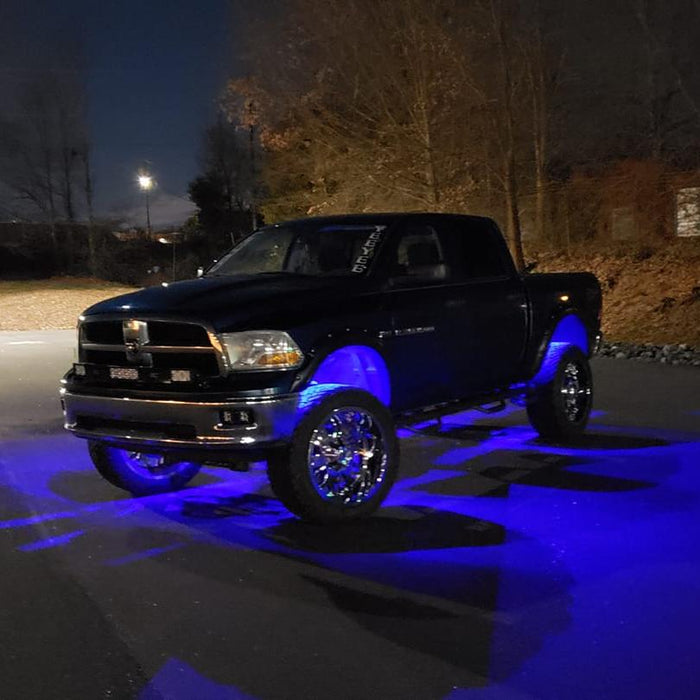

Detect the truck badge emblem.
xmin=123 ymin=320 xmax=152 ymax=365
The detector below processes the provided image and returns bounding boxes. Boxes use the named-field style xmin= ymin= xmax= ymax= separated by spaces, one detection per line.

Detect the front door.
xmin=382 ymin=221 xmax=455 ymax=411
xmin=382 ymin=217 xmax=528 ymax=411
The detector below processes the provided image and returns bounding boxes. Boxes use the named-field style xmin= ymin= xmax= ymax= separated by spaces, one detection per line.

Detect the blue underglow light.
xmin=531 ymin=341 xmax=570 ymax=386
xmin=549 ymin=314 xmax=589 ymax=354
xmin=297 ymin=383 xmax=351 ymax=413
xmin=528 ymin=314 xmax=590 ymax=387
xmin=304 ymin=345 xmax=391 ymax=405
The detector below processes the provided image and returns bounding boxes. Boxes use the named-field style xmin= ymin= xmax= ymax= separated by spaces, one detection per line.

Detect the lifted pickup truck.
xmin=61 ymin=213 xmax=602 ymax=522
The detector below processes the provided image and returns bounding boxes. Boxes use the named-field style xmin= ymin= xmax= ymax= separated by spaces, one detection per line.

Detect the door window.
xmin=442 ymin=220 xmax=511 ymax=281
xmin=392 ymin=225 xmax=448 ymax=281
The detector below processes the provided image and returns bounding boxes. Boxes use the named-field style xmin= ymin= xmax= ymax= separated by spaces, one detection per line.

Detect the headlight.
xmin=220 ymin=330 xmax=304 ymax=371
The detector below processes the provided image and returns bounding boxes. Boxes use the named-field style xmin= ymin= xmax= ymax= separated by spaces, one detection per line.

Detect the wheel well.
xmin=549 ymin=313 xmax=589 ymax=355
xmin=532 ymin=315 xmax=589 ymax=386
xmin=299 ymin=345 xmax=391 ymax=410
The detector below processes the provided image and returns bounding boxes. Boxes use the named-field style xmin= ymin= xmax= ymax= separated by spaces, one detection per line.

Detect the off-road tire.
xmin=267 ymin=389 xmax=399 ymax=523
xmin=88 ymin=441 xmax=202 ymax=495
xmin=526 ymin=344 xmax=593 ymax=440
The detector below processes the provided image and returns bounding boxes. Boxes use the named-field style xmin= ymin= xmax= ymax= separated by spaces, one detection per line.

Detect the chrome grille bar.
xmin=81 ymin=343 xmax=215 ymax=354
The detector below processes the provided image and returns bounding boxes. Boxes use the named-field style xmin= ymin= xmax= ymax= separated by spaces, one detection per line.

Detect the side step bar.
xmin=474 ymin=400 xmax=507 ymax=414
xmin=398 ymin=390 xmax=524 ymax=426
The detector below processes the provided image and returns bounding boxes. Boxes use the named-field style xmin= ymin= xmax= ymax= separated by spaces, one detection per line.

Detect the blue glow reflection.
xmin=306 ymin=344 xmax=391 ymax=404
xmin=1 ymin=407 xmax=699 ymax=699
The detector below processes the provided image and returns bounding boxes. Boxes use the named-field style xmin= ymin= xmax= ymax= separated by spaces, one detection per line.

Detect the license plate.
xmin=110 ymin=367 xmax=139 ymax=380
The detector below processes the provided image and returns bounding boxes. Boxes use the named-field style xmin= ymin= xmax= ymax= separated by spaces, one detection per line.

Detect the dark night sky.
xmin=1 ymin=0 xmax=236 ymax=226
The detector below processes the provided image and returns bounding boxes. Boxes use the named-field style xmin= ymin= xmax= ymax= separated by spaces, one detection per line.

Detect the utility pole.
xmin=138 ymin=173 xmax=154 ymax=236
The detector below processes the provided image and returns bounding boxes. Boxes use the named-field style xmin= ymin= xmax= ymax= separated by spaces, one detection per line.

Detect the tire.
xmin=267 ymin=389 xmax=399 ymax=523
xmin=88 ymin=441 xmax=202 ymax=496
xmin=526 ymin=344 xmax=593 ymax=440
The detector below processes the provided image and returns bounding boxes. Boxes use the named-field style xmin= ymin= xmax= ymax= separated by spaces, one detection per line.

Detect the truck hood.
xmin=83 ymin=273 xmax=377 ymax=332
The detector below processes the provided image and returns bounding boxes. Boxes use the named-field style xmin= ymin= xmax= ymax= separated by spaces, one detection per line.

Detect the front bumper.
xmin=61 ymin=390 xmax=300 ymax=450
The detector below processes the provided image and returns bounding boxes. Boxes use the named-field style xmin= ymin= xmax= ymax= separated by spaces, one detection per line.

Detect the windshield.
xmin=207 ymin=223 xmax=388 ymax=277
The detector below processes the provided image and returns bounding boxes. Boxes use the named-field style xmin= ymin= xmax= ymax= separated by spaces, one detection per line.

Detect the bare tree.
xmin=226 ymin=0 xmax=700 ymax=258
xmin=0 ymin=63 xmax=91 ymax=271
xmin=79 ymin=144 xmax=98 ymax=275
xmin=227 ymin=0 xmax=481 ymax=218
xmin=484 ymin=0 xmax=526 ymax=269
xmin=519 ymin=0 xmax=567 ymax=242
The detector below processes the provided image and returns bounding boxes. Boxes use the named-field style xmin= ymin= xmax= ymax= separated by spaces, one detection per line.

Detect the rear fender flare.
xmin=529 ymin=312 xmax=589 ymax=383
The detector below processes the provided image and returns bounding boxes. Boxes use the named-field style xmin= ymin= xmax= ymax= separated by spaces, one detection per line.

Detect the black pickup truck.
xmin=61 ymin=213 xmax=602 ymax=522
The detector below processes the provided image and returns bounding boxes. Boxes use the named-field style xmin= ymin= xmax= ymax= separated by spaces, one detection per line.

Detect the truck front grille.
xmin=79 ymin=319 xmax=223 ymax=378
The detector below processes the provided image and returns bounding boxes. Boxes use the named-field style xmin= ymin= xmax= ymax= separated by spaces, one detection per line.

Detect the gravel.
xmin=0 ymin=279 xmax=137 ymax=331
xmin=599 ymin=341 xmax=700 ymax=367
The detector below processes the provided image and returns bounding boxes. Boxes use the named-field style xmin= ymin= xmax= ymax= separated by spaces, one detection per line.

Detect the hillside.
xmin=528 ymin=239 xmax=700 ymax=346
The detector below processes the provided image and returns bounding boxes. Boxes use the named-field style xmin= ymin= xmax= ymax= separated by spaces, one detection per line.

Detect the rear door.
xmin=382 ymin=217 xmax=528 ymax=411
xmin=438 ymin=217 xmax=528 ymax=396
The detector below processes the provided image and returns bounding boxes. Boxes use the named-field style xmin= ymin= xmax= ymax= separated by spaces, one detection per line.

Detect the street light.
xmin=138 ymin=173 xmax=154 ymax=236
xmin=158 ymin=235 xmax=177 ymax=281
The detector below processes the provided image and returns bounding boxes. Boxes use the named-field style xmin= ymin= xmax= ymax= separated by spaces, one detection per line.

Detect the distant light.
xmin=138 ymin=174 xmax=154 ymax=191
xmin=559 ymin=294 xmax=570 ymax=302
xmin=158 ymin=237 xmax=169 ymax=244
xmin=120 ymin=305 xmax=131 ymax=310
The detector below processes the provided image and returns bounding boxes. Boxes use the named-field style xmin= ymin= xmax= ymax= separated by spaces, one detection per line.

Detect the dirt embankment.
xmin=528 ymin=239 xmax=700 ymax=346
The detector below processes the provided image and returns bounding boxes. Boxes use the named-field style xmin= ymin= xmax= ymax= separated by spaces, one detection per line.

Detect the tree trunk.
xmin=532 ymin=64 xmax=548 ymax=242
xmin=490 ymin=0 xmax=526 ymax=270
xmin=82 ymin=149 xmax=97 ymax=276
xmin=504 ymin=150 xmax=525 ymax=270
xmin=42 ymin=145 xmax=60 ymax=273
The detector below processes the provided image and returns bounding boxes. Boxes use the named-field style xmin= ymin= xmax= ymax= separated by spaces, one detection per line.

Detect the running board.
xmin=475 ymin=400 xmax=506 ymax=414
xmin=398 ymin=392 xmax=515 ymax=425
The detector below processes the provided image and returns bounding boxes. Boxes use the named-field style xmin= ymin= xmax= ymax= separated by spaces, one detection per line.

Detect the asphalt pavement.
xmin=0 ymin=330 xmax=699 ymax=700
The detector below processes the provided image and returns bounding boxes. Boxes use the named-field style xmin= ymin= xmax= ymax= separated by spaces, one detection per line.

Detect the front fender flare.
xmin=293 ymin=341 xmax=391 ymax=407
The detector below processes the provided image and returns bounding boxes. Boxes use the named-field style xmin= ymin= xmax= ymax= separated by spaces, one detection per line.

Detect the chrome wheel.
xmin=307 ymin=407 xmax=388 ymax=505
xmin=560 ymin=361 xmax=591 ymax=422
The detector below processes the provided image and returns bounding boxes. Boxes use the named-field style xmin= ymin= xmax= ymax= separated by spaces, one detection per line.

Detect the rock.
xmin=600 ymin=341 xmax=697 ymax=366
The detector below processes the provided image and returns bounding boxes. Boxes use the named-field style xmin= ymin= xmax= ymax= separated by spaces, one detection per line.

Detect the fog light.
xmin=220 ymin=409 xmax=255 ymax=427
